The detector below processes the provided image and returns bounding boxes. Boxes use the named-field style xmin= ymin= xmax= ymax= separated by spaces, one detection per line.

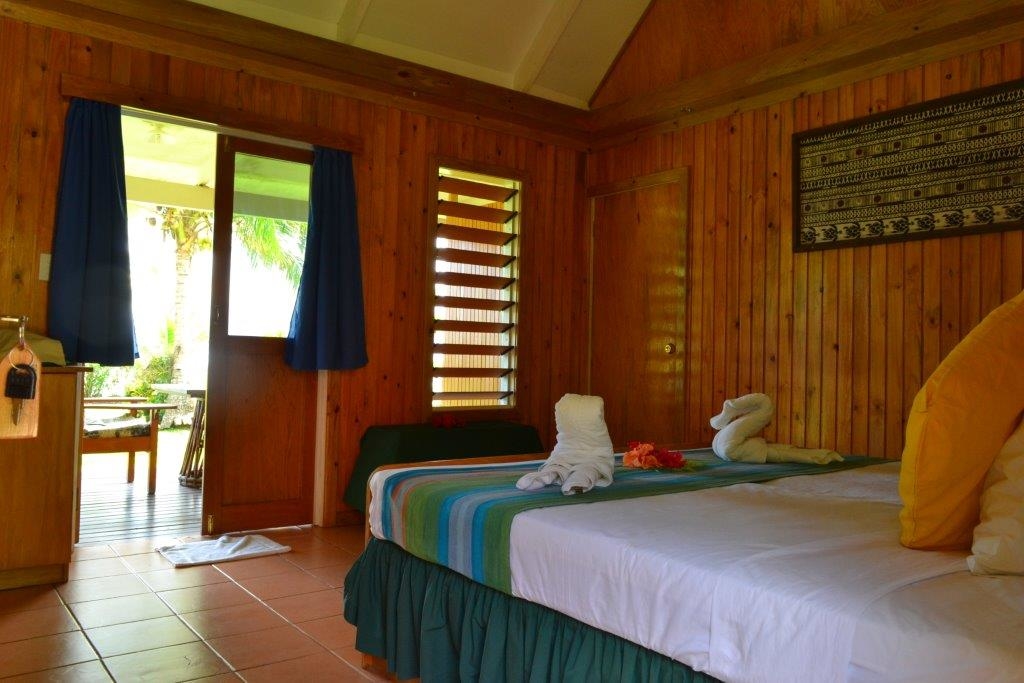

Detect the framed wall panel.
xmin=794 ymin=78 xmax=1024 ymax=252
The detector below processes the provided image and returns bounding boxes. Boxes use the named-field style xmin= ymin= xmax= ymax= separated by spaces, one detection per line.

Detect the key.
xmin=5 ymin=363 xmax=37 ymax=426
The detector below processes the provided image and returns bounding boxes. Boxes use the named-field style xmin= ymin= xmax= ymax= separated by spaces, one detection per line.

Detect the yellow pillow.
xmin=899 ymin=288 xmax=1024 ymax=550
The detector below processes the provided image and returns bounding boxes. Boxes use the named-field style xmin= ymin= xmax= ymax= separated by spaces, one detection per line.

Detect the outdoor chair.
xmin=81 ymin=397 xmax=174 ymax=495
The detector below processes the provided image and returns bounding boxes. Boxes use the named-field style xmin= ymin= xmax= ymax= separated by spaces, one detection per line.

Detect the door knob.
xmin=664 ymin=342 xmax=676 ymax=355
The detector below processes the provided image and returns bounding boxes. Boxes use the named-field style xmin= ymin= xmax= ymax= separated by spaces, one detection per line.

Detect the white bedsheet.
xmin=850 ymin=571 xmax=1024 ymax=682
xmin=369 ymin=462 xmax=1024 ymax=682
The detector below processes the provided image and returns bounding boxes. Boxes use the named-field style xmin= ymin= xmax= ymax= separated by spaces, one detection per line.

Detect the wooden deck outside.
xmin=78 ymin=428 xmax=202 ymax=544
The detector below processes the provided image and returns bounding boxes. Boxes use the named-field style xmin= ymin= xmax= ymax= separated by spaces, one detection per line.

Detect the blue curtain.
xmin=285 ymin=147 xmax=368 ymax=370
xmin=47 ymin=98 xmax=137 ymax=366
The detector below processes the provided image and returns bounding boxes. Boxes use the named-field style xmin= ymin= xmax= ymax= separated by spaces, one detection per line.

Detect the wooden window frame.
xmin=426 ymin=157 xmax=526 ymax=418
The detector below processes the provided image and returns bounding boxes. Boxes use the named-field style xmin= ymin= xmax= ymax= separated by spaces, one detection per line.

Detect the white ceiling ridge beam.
xmin=512 ymin=0 xmax=582 ymax=92
xmin=336 ymin=0 xmax=371 ymax=44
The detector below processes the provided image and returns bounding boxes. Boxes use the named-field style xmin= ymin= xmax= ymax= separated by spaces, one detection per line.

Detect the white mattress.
xmin=370 ymin=462 xmax=1024 ymax=683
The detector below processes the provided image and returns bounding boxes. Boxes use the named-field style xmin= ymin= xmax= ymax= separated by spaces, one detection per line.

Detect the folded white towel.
xmin=710 ymin=393 xmax=775 ymax=463
xmin=517 ymin=393 xmax=614 ymax=495
xmin=156 ymin=534 xmax=290 ymax=567
xmin=766 ymin=443 xmax=844 ymax=465
xmin=710 ymin=393 xmax=842 ymax=465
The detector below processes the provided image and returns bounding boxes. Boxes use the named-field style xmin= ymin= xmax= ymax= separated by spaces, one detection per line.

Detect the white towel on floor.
xmin=517 ymin=394 xmax=615 ymax=495
xmin=156 ymin=534 xmax=290 ymax=567
xmin=710 ymin=393 xmax=843 ymax=464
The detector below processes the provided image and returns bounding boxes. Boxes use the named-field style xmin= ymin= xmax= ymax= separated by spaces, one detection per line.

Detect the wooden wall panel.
xmin=592 ymin=0 xmax=926 ymax=108
xmin=588 ymin=38 xmax=1024 ymax=458
xmin=0 ymin=16 xmax=588 ymax=523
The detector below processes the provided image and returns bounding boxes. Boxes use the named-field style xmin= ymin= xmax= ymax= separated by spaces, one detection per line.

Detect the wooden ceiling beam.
xmin=0 ymin=0 xmax=591 ymax=149
xmin=589 ymin=0 xmax=1024 ymax=146
xmin=61 ymin=73 xmax=365 ymax=152
xmin=5 ymin=0 xmax=1024 ymax=152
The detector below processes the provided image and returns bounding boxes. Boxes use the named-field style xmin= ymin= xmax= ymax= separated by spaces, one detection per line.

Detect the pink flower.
xmin=624 ymin=441 xmax=686 ymax=470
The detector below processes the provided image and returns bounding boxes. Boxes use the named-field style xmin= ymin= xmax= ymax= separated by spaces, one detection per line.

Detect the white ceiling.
xmin=189 ymin=0 xmax=650 ymax=109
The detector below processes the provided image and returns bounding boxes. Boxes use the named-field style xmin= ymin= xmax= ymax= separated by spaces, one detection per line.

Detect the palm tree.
xmin=155 ymin=206 xmax=212 ymax=383
xmin=155 ymin=206 xmax=306 ymax=382
xmin=231 ymin=215 xmax=307 ymax=287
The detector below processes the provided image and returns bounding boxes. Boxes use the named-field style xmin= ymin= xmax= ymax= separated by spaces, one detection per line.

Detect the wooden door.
xmin=589 ymin=171 xmax=688 ymax=449
xmin=204 ymin=136 xmax=316 ymax=535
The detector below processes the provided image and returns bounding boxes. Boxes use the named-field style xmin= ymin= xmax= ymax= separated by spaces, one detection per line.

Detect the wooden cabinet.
xmin=0 ymin=367 xmax=85 ymax=589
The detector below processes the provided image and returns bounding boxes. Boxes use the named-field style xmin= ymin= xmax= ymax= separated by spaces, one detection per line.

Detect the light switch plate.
xmin=39 ymin=253 xmax=51 ymax=281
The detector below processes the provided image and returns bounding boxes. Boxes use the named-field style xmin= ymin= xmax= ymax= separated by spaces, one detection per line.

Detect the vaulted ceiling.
xmin=188 ymin=0 xmax=941 ymax=111
xmin=190 ymin=0 xmax=651 ymax=109
xmin=8 ymin=0 xmax=1017 ymax=146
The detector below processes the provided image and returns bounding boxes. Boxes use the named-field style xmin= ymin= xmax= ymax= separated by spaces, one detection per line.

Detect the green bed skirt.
xmin=343 ymin=539 xmax=720 ymax=683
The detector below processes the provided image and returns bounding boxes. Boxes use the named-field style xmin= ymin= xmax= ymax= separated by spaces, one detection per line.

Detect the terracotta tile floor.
xmin=0 ymin=526 xmax=389 ymax=682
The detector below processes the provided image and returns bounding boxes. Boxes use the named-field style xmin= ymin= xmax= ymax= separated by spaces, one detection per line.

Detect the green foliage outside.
xmin=83 ymin=364 xmax=113 ymax=398
xmin=84 ymin=355 xmax=173 ymax=405
xmin=125 ymin=354 xmax=173 ymax=404
xmin=84 ymin=320 xmax=175 ymax=402
xmin=86 ymin=206 xmax=304 ymax=402
xmin=233 ymin=214 xmax=306 ymax=287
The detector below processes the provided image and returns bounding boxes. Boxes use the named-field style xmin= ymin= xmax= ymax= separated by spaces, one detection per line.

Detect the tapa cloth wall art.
xmin=793 ymin=78 xmax=1024 ymax=252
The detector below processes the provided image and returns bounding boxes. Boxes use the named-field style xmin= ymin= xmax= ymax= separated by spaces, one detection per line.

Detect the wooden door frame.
xmin=59 ymin=78 xmax=364 ymax=527
xmin=204 ymin=134 xmax=317 ymax=534
xmin=585 ymin=168 xmax=690 ymax=420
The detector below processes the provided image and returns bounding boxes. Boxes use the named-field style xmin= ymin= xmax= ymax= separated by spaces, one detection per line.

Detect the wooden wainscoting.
xmin=588 ymin=38 xmax=1024 ymax=459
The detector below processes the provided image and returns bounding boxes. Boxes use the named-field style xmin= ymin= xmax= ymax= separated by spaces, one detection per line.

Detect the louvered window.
xmin=431 ymin=165 xmax=520 ymax=409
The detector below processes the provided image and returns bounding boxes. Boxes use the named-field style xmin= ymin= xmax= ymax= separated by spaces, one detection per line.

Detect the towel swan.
xmin=710 ymin=393 xmax=843 ymax=464
xmin=516 ymin=394 xmax=614 ymax=495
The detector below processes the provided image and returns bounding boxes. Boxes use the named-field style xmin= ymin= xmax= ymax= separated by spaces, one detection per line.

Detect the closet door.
xmin=589 ymin=171 xmax=688 ymax=449
xmin=203 ymin=136 xmax=316 ymax=535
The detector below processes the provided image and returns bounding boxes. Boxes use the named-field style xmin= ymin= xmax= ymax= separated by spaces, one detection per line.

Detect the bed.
xmin=343 ymin=449 xmax=1024 ymax=682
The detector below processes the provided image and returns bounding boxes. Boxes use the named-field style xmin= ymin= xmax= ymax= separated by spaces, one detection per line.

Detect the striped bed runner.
xmin=378 ymin=450 xmax=883 ymax=594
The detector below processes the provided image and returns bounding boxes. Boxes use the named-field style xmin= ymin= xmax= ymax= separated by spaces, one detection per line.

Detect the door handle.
xmin=664 ymin=342 xmax=676 ymax=355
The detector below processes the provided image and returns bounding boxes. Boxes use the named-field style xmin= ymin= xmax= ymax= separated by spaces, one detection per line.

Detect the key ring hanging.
xmin=1 ymin=315 xmax=29 ymax=349
xmin=1 ymin=316 xmax=32 ymax=364
xmin=6 ymin=344 xmax=36 ymax=368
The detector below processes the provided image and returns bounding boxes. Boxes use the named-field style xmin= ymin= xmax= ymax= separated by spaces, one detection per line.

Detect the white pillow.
xmin=968 ymin=415 xmax=1024 ymax=575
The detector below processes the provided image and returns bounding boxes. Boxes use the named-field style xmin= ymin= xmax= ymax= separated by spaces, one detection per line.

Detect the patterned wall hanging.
xmin=793 ymin=78 xmax=1024 ymax=252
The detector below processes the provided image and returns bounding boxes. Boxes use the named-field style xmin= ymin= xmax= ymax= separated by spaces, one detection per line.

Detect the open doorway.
xmin=77 ymin=110 xmax=317 ymax=544
xmin=77 ymin=113 xmax=216 ymax=543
